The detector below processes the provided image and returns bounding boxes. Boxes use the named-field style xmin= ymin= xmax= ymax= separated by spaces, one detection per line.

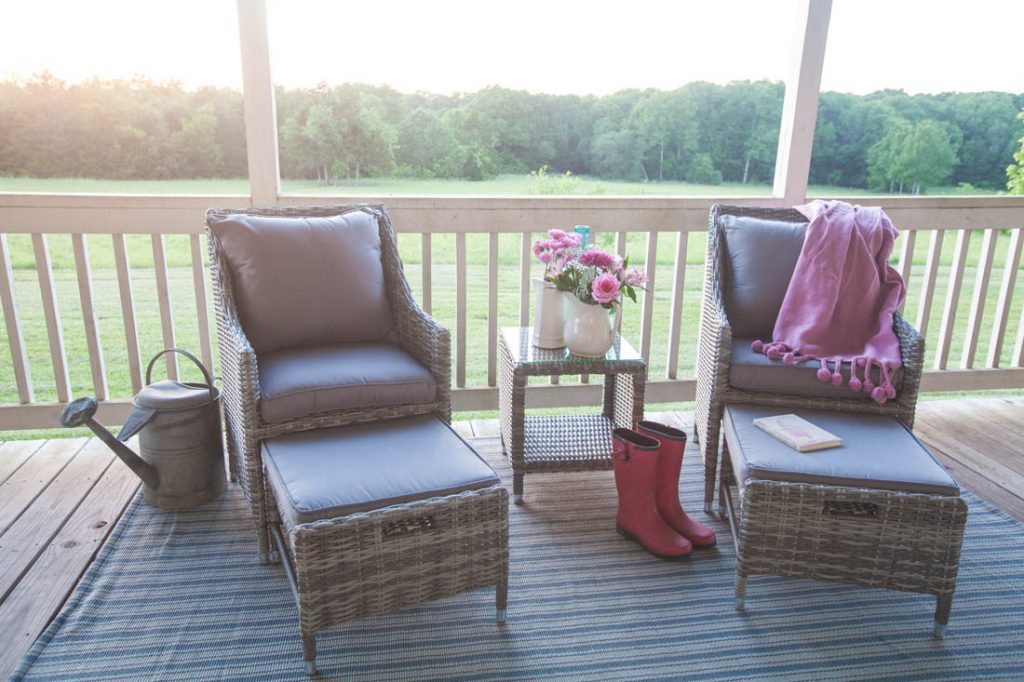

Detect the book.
xmin=752 ymin=414 xmax=842 ymax=452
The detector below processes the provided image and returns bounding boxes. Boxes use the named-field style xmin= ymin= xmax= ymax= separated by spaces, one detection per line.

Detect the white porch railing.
xmin=0 ymin=192 xmax=1022 ymax=430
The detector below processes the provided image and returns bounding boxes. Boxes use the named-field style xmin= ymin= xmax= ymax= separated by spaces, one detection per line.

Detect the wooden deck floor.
xmin=0 ymin=397 xmax=1021 ymax=678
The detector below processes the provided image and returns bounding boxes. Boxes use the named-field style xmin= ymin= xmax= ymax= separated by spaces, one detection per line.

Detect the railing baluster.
xmin=151 ymin=235 xmax=177 ymax=380
xmin=961 ymin=228 xmax=998 ymax=369
xmin=0 ymin=235 xmax=34 ymax=403
xmin=455 ymin=232 xmax=467 ymax=388
xmin=897 ymin=229 xmax=916 ymax=314
xmin=112 ymin=234 xmax=142 ymax=394
xmin=615 ymin=231 xmax=627 ymax=332
xmin=935 ymin=229 xmax=971 ymax=370
xmin=189 ymin=233 xmax=213 ymax=371
xmin=916 ymin=229 xmax=944 ymax=335
xmin=421 ymin=233 xmax=432 ymax=314
xmin=666 ymin=231 xmax=688 ymax=379
xmin=71 ymin=234 xmax=107 ymax=400
xmin=519 ymin=231 xmax=530 ymax=327
xmin=638 ymin=230 xmax=658 ymax=362
xmin=987 ymin=228 xmax=1023 ymax=368
xmin=487 ymin=232 xmax=499 ymax=387
xmin=1014 ymin=303 xmax=1024 ymax=367
xmin=31 ymin=234 xmax=70 ymax=402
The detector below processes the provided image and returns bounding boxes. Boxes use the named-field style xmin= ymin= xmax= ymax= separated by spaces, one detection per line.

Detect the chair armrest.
xmin=696 ymin=246 xmax=734 ymax=390
xmin=893 ymin=311 xmax=924 ymax=425
xmin=394 ymin=299 xmax=452 ymax=410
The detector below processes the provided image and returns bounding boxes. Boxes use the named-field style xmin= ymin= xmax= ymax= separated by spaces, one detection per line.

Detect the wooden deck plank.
xmin=0 ymin=455 xmax=140 ymax=678
xmin=470 ymin=419 xmax=500 ymax=438
xmin=0 ymin=439 xmax=86 ymax=536
xmin=0 ymin=439 xmax=114 ymax=601
xmin=0 ymin=440 xmax=44 ymax=486
xmin=914 ymin=412 xmax=1024 ymax=493
xmin=928 ymin=399 xmax=1024 ymax=475
xmin=450 ymin=420 xmax=474 ymax=439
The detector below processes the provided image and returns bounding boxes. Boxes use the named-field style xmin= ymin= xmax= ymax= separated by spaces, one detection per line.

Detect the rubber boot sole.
xmin=616 ymin=525 xmax=692 ymax=559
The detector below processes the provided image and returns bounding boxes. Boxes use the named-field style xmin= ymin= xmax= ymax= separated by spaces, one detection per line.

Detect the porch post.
xmin=771 ymin=0 xmax=833 ymax=207
xmin=236 ymin=0 xmax=281 ymax=206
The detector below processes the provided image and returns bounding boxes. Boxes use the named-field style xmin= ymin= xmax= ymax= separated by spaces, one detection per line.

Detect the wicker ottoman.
xmin=720 ymin=405 xmax=967 ymax=637
xmin=262 ymin=415 xmax=509 ymax=675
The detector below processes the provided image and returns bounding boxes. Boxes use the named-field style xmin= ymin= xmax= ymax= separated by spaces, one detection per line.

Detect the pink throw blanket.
xmin=753 ymin=200 xmax=906 ymax=404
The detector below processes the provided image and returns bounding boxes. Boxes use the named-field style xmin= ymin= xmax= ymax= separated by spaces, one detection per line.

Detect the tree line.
xmin=1 ymin=74 xmax=1022 ymax=193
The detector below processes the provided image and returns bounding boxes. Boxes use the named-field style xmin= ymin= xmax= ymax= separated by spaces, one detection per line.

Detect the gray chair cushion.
xmin=262 ymin=414 xmax=501 ymax=527
xmin=208 ymin=208 xmax=393 ymax=354
xmin=721 ymin=215 xmax=807 ymax=339
xmin=723 ymin=404 xmax=959 ymax=496
xmin=258 ymin=343 xmax=437 ymax=424
xmin=730 ymin=338 xmax=904 ymax=400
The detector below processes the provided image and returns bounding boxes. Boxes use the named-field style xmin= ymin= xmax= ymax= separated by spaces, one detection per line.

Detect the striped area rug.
xmin=13 ymin=434 xmax=1024 ymax=681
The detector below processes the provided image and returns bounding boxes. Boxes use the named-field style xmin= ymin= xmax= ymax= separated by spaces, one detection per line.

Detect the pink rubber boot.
xmin=636 ymin=421 xmax=717 ymax=547
xmin=612 ymin=428 xmax=692 ymax=559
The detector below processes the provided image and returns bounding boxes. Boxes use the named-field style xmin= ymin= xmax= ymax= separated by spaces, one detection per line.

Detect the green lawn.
xmin=0 ymin=175 xmax=1020 ymax=437
xmin=0 ymin=174 xmax=997 ymax=197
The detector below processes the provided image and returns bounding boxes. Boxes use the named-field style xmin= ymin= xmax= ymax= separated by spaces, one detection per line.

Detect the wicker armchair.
xmin=207 ymin=204 xmax=451 ymax=559
xmin=694 ymin=204 xmax=925 ymax=513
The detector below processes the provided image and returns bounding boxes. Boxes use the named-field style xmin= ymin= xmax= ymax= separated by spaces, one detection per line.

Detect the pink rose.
xmin=591 ymin=273 xmax=621 ymax=304
xmin=578 ymin=248 xmax=615 ymax=269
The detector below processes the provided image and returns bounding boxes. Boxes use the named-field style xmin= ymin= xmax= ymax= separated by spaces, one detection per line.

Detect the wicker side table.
xmin=498 ymin=327 xmax=646 ymax=504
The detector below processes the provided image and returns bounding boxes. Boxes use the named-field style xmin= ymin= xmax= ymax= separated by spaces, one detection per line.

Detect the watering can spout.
xmin=60 ymin=397 xmax=160 ymax=490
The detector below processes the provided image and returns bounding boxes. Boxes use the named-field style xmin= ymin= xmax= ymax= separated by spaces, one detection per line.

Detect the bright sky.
xmin=1 ymin=0 xmax=1021 ymax=95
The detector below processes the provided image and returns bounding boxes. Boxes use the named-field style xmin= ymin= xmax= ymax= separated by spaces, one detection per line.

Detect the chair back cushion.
xmin=720 ymin=215 xmax=807 ymax=339
xmin=208 ymin=208 xmax=393 ymax=354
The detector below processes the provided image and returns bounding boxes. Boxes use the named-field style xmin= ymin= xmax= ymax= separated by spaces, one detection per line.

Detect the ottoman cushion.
xmin=263 ymin=415 xmax=501 ymax=527
xmin=723 ymin=405 xmax=959 ymax=496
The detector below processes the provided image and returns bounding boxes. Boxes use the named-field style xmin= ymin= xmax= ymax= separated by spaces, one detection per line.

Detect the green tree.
xmin=685 ymin=153 xmax=722 ymax=185
xmin=174 ymin=104 xmax=223 ymax=177
xmin=868 ymin=119 xmax=958 ymax=194
xmin=303 ymin=103 xmax=347 ymax=183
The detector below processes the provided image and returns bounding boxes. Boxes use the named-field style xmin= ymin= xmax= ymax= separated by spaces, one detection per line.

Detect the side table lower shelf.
xmin=506 ymin=414 xmax=616 ymax=503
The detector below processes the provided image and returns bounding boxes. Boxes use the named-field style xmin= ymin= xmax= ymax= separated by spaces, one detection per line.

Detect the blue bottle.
xmin=574 ymin=225 xmax=590 ymax=248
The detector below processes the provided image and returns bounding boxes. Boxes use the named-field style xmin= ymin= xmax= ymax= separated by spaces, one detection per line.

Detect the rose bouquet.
xmin=532 ymin=229 xmax=648 ymax=356
xmin=541 ymin=244 xmax=648 ymax=310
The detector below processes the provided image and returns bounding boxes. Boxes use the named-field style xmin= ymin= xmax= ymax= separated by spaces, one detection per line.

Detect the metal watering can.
xmin=60 ymin=349 xmax=226 ymax=510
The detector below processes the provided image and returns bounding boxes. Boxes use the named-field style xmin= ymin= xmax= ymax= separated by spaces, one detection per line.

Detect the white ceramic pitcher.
xmin=563 ymin=295 xmax=618 ymax=358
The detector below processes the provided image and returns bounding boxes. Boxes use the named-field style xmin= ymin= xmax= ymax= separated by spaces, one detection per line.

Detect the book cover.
xmin=753 ymin=414 xmax=842 ymax=452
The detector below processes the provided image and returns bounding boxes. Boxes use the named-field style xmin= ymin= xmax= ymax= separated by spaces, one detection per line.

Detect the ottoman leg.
xmin=513 ymin=474 xmax=524 ymax=505
xmin=303 ymin=634 xmax=318 ymax=676
xmin=496 ymin=575 xmax=508 ymax=624
xmin=735 ymin=574 xmax=748 ymax=610
xmin=934 ymin=595 xmax=953 ymax=638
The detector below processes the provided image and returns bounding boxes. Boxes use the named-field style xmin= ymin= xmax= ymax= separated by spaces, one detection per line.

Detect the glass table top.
xmin=502 ymin=327 xmax=643 ymax=366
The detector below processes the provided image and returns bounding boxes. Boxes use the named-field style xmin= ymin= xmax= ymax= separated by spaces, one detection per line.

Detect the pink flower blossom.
xmin=548 ymin=228 xmax=581 ymax=247
xmin=538 ymin=252 xmax=552 ymax=263
xmin=591 ymin=273 xmax=621 ymax=304
xmin=578 ymin=248 xmax=615 ymax=269
xmin=623 ymin=267 xmax=648 ymax=287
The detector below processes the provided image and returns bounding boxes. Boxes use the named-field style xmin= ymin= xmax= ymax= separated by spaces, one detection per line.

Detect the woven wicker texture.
xmin=498 ymin=328 xmax=645 ymax=501
xmin=279 ymin=483 xmax=509 ymax=668
xmin=206 ymin=203 xmax=452 ymax=556
xmin=722 ymin=439 xmax=967 ymax=627
xmin=695 ymin=205 xmax=925 ymax=511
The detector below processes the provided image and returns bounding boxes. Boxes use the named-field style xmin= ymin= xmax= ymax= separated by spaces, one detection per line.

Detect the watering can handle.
xmin=146 ymin=348 xmax=217 ymax=401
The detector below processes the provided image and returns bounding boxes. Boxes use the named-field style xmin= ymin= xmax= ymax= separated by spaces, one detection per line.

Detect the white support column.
xmin=236 ymin=0 xmax=280 ymax=206
xmin=772 ymin=0 xmax=833 ymax=206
